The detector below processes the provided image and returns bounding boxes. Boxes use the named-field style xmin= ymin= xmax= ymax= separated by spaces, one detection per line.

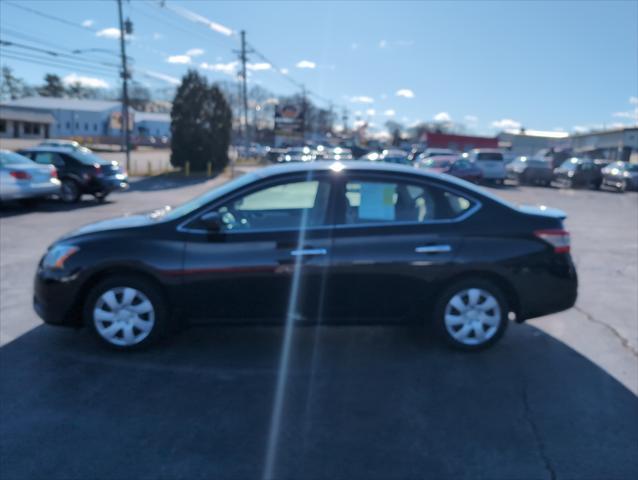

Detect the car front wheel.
xmin=433 ymin=279 xmax=509 ymax=351
xmin=84 ymin=275 xmax=168 ymax=350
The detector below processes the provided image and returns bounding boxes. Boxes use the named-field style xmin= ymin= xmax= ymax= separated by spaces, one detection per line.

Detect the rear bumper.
xmin=514 ymin=254 xmax=578 ymax=321
xmin=0 ymin=181 xmax=60 ymax=201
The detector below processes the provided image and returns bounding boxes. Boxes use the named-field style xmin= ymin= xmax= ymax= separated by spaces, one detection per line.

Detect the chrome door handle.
xmin=415 ymin=245 xmax=452 ymax=254
xmin=290 ymin=248 xmax=327 ymax=257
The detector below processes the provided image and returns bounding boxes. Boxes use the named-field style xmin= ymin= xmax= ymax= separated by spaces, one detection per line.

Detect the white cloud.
xmin=62 ymin=73 xmax=108 ymax=89
xmin=167 ymin=55 xmax=191 ymax=64
xmin=247 ymin=62 xmax=271 ymax=71
xmin=366 ymin=109 xmax=376 ymax=116
xmin=384 ymin=109 xmax=396 ymax=116
xmin=142 ymin=70 xmax=181 ymax=85
xmin=434 ymin=112 xmax=452 ymax=122
xmin=572 ymin=125 xmax=588 ymax=133
xmin=199 ymin=61 xmax=238 ymax=75
xmin=379 ymin=40 xmax=387 ymax=48
xmin=186 ymin=48 xmax=205 ymax=57
xmin=82 ymin=19 xmax=94 ymax=28
xmin=350 ymin=95 xmax=374 ymax=104
xmin=280 ymin=68 xmax=289 ymax=75
xmin=296 ymin=60 xmax=316 ymax=69
xmin=609 ymin=122 xmax=626 ymax=129
xmin=491 ymin=118 xmax=522 ymax=130
xmin=165 ymin=3 xmax=233 ymax=36
xmin=464 ymin=115 xmax=478 ymax=124
xmin=96 ymin=27 xmax=121 ymax=39
xmin=152 ymin=32 xmax=163 ymax=40
xmin=629 ymin=96 xmax=638 ymax=105
xmin=395 ymin=89 xmax=415 ymax=98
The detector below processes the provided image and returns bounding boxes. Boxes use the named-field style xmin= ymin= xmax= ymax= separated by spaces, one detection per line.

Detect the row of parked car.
xmin=273 ymin=144 xmax=637 ymax=192
xmin=0 ymin=140 xmax=129 ymax=205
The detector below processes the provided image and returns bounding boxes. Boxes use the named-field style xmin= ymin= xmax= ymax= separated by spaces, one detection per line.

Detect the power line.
xmin=4 ymin=1 xmax=97 ymax=32
xmin=0 ymin=47 xmax=118 ymax=76
xmin=0 ymin=52 xmax=120 ymax=80
xmin=0 ymin=39 xmax=121 ymax=69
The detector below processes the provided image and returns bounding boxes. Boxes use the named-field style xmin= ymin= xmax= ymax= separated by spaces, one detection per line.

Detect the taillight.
xmin=10 ymin=171 xmax=31 ymax=180
xmin=534 ymin=229 xmax=570 ymax=253
xmin=49 ymin=166 xmax=58 ymax=178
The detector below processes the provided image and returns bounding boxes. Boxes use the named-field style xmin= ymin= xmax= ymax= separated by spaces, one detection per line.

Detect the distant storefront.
xmin=0 ymin=106 xmax=55 ymax=139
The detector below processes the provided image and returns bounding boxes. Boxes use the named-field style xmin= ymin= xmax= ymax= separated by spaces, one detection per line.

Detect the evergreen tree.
xmin=170 ymin=70 xmax=232 ymax=172
xmin=37 ymin=74 xmax=66 ymax=97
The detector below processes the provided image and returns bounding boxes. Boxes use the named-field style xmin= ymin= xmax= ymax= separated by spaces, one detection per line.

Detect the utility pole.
xmin=117 ymin=0 xmax=131 ymax=173
xmin=239 ymin=31 xmax=249 ymax=146
xmin=301 ymin=85 xmax=307 ymax=143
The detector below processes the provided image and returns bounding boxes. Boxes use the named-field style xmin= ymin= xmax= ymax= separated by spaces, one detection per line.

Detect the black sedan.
xmin=34 ymin=161 xmax=577 ymax=351
xmin=506 ymin=157 xmax=553 ymax=186
xmin=18 ymin=147 xmax=128 ymax=202
xmin=601 ymin=161 xmax=638 ymax=191
xmin=552 ymin=157 xmax=604 ymax=190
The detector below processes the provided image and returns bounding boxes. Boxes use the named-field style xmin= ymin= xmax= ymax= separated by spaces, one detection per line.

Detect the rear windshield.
xmin=476 ymin=152 xmax=503 ymax=161
xmin=69 ymin=151 xmax=111 ymax=165
xmin=0 ymin=151 xmax=34 ymax=166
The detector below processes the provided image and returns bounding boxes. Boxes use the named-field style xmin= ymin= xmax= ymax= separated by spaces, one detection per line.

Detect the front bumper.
xmin=33 ymin=266 xmax=84 ymax=326
xmin=87 ymin=175 xmax=129 ymax=194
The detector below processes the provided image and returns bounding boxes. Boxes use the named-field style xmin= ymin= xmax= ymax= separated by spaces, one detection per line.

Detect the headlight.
xmin=42 ymin=245 xmax=79 ymax=269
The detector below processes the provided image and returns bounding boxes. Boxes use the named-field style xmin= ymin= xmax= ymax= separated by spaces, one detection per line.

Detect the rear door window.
xmin=340 ymin=177 xmax=475 ymax=225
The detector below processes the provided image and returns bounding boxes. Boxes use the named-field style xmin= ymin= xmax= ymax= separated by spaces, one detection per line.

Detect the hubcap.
xmin=93 ymin=287 xmax=155 ymax=346
xmin=444 ymin=288 xmax=501 ymax=345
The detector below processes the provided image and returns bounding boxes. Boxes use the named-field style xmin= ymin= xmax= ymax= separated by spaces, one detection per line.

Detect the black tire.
xmin=432 ymin=278 xmax=509 ymax=351
xmin=94 ymin=191 xmax=109 ymax=203
xmin=83 ymin=275 xmax=169 ymax=350
xmin=60 ymin=179 xmax=81 ymax=203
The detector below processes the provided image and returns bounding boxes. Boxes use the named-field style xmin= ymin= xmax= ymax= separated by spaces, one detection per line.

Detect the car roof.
xmin=17 ymin=146 xmax=82 ymax=153
xmin=251 ymin=161 xmax=514 ymax=208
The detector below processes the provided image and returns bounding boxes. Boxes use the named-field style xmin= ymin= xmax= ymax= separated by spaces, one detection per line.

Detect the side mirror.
xmin=200 ymin=211 xmax=223 ymax=233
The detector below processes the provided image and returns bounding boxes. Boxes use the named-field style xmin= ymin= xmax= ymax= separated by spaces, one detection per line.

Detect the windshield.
xmin=424 ymin=159 xmax=452 ymax=168
xmin=0 ymin=151 xmax=35 ymax=166
xmin=160 ymin=172 xmax=259 ymax=221
xmin=476 ymin=152 xmax=503 ymax=161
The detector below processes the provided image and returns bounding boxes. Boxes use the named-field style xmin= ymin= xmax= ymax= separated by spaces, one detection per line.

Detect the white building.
xmin=498 ymin=129 xmax=570 ymax=157
xmin=1 ymin=97 xmax=136 ymax=141
xmin=0 ymin=106 xmax=55 ymax=139
xmin=134 ymin=112 xmax=171 ymax=138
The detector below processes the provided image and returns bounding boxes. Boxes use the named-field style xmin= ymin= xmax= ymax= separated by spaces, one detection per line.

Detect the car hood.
xmin=61 ymin=212 xmax=159 ymax=240
xmin=518 ymin=204 xmax=566 ymax=220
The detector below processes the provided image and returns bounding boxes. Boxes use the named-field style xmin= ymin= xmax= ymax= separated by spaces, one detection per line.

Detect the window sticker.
xmin=358 ymin=182 xmax=396 ymax=221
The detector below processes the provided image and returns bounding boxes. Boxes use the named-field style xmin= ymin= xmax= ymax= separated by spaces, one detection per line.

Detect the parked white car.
xmin=466 ymin=149 xmax=507 ymax=183
xmin=0 ymin=150 xmax=61 ymax=203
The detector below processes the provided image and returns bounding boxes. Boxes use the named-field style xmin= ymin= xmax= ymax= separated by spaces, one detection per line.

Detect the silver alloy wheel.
xmin=93 ymin=287 xmax=155 ymax=347
xmin=444 ymin=288 xmax=501 ymax=346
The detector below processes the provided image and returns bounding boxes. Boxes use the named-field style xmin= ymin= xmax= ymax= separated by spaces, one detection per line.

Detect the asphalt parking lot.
xmin=1 ymin=174 xmax=637 ymax=479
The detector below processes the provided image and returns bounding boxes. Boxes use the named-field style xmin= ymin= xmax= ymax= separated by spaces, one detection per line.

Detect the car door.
xmin=324 ymin=173 xmax=477 ymax=323
xmin=178 ymin=172 xmax=336 ymax=323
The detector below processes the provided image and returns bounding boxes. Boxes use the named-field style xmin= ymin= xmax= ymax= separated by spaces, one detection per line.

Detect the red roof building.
xmin=421 ymin=132 xmax=498 ymax=151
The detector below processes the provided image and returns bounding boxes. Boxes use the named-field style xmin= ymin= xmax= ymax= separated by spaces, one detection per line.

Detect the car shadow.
xmin=0 ymin=197 xmax=113 ymax=218
xmin=1 ymin=323 xmax=636 ymax=479
xmin=124 ymin=173 xmax=217 ymax=193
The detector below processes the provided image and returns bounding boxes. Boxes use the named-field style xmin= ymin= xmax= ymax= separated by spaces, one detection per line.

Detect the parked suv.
xmin=18 ymin=147 xmax=128 ymax=203
xmin=467 ymin=149 xmax=507 ymax=184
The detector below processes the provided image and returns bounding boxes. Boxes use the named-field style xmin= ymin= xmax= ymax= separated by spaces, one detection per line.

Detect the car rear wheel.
xmin=94 ymin=191 xmax=109 ymax=203
xmin=60 ymin=179 xmax=80 ymax=203
xmin=84 ymin=275 xmax=168 ymax=350
xmin=433 ymin=279 xmax=509 ymax=351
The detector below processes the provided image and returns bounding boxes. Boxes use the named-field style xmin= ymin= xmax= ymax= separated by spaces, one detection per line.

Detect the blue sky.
xmin=1 ymin=0 xmax=636 ymax=134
